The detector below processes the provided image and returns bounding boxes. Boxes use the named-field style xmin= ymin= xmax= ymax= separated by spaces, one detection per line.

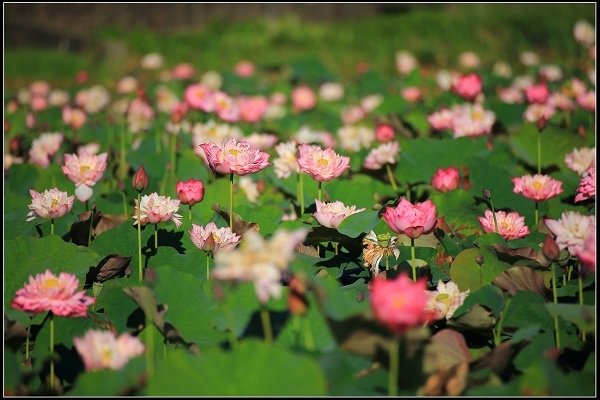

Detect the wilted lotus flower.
xmin=132 ymin=193 xmax=182 ymax=228
xmin=313 ymin=199 xmax=365 ymax=229
xmin=199 ymin=137 xmax=270 ymax=176
xmin=431 ymin=167 xmax=461 ymax=193
xmin=545 ymin=212 xmax=595 ymax=255
xmin=425 ymin=280 xmax=469 ymax=320
xmin=189 ymin=222 xmax=240 ymax=253
xmin=362 ymin=231 xmax=400 ymax=275
xmin=296 ymin=144 xmax=350 ymax=182
xmin=565 ymin=147 xmax=596 ymax=175
xmin=478 ymin=210 xmax=530 ymax=240
xmin=575 ymin=167 xmax=595 ymax=203
xmin=74 ymin=329 xmax=144 ymax=371
xmin=382 ymin=197 xmax=437 ymax=239
xmin=27 ymin=188 xmax=74 ymax=222
xmin=512 ymin=174 xmax=563 ymax=201
xmin=363 ymin=141 xmax=400 ymax=170
xmin=11 ymin=270 xmax=94 ymax=317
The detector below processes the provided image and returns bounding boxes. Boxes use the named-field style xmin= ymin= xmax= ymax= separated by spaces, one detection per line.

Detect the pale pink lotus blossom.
xmin=548 ymin=93 xmax=575 ymax=111
xmin=512 ymin=75 xmax=534 ymax=91
xmin=270 ymin=92 xmax=287 ymax=106
xmin=192 ymin=120 xmax=243 ymax=149
xmin=75 ymin=85 xmax=110 ymax=114
xmin=525 ymin=84 xmax=550 ymax=104
xmin=478 ymin=210 xmax=530 ymax=240
xmin=189 ymin=222 xmax=241 ymax=253
xmin=451 ymin=103 xmax=496 ymax=138
xmin=425 ymin=280 xmax=469 ymax=320
xmin=436 ymin=69 xmax=460 ymax=91
xmin=235 ymin=60 xmax=256 ymax=77
xmin=293 ymin=126 xmax=336 ymax=148
xmin=11 ymin=270 xmax=94 ymax=317
xmin=238 ymin=96 xmax=269 ymax=123
xmin=200 ymin=70 xmax=223 ymax=90
xmin=360 ymin=95 xmax=383 ymax=113
xmin=74 ymin=329 xmax=145 ymax=371
xmin=200 ymin=137 xmax=270 ymax=176
xmin=214 ymin=92 xmax=240 ymax=123
xmin=246 ymin=132 xmax=278 ymax=151
xmin=573 ymin=20 xmax=595 ymax=47
xmin=453 ymin=74 xmax=482 ymax=101
xmin=431 ymin=167 xmax=460 ymax=192
xmin=428 ymin=108 xmax=455 ymax=131
xmin=375 ymin=123 xmax=395 ymax=143
xmin=370 ymin=274 xmax=432 ymax=334
xmin=540 ymin=65 xmax=563 ymax=82
xmin=297 ymin=144 xmax=350 ymax=182
xmin=382 ymin=197 xmax=437 ymax=239
xmin=576 ymin=225 xmax=595 ymax=273
xmin=574 ymin=167 xmax=596 ymax=203
xmin=212 ymin=228 xmax=309 ymax=303
xmin=263 ymin=103 xmax=286 ymax=121
xmin=313 ymin=199 xmax=365 ymax=229
xmin=30 ymin=80 xmax=51 ymax=98
xmin=184 ymin=84 xmax=215 ymax=112
xmin=117 ymin=76 xmax=138 ymax=94
xmin=26 ymin=112 xmax=36 ymax=129
xmin=29 ymin=132 xmax=63 ymax=168
xmin=133 ymin=193 xmax=182 ymax=228
xmin=273 ymin=141 xmax=300 ymax=179
xmin=176 ymin=179 xmax=204 ymax=206
xmin=545 ymin=211 xmax=595 ymax=255
xmin=62 ymin=152 xmax=108 ymax=187
xmin=563 ymin=78 xmax=587 ymax=98
xmin=523 ymin=103 xmax=556 ymax=124
xmin=155 ymin=85 xmax=180 ymax=114
xmin=140 ymin=52 xmax=164 ymax=70
xmin=319 ymin=82 xmax=344 ymax=101
xmin=459 ymin=51 xmax=481 ymax=69
xmin=337 ymin=125 xmax=375 ymax=151
xmin=340 ymin=105 xmax=367 ymax=125
xmin=577 ymin=91 xmax=596 ymax=112
xmin=239 ymin=176 xmax=261 ymax=203
xmin=27 ymin=188 xmax=74 ymax=222
xmin=363 ymin=141 xmax=400 ymax=170
xmin=498 ymin=87 xmax=524 ymax=104
xmin=292 ymin=86 xmax=317 ymax=112
xmin=401 ymin=86 xmax=423 ymax=103
xmin=127 ymin=98 xmax=154 ymax=133
xmin=512 ymin=174 xmax=563 ymax=201
xmin=395 ymin=51 xmax=418 ymax=75
xmin=77 ymin=142 xmax=101 ymax=156
xmin=62 ymin=107 xmax=87 ymax=130
xmin=30 ymin=96 xmax=48 ymax=112
xmin=565 ymin=147 xmax=596 ymax=175
xmin=520 ymin=51 xmax=540 ymax=66
xmin=172 ymin=63 xmax=195 ymax=80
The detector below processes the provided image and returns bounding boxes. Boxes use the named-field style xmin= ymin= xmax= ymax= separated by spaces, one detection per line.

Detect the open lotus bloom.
xmin=212 ymin=228 xmax=309 ymax=303
xmin=273 ymin=141 xmax=300 ymax=179
xmin=313 ymin=199 xmax=365 ymax=229
xmin=512 ymin=174 xmax=563 ymax=201
xmin=363 ymin=141 xmax=400 ymax=170
xmin=61 ymin=152 xmax=108 ymax=187
xmin=132 ymin=193 xmax=182 ymax=228
xmin=576 ymin=225 xmax=595 ymax=273
xmin=382 ymin=197 xmax=437 ymax=239
xmin=425 ymin=280 xmax=469 ymax=320
xmin=296 ymin=144 xmax=350 ymax=182
xmin=565 ymin=147 xmax=596 ymax=176
xmin=27 ymin=188 xmax=75 ymax=222
xmin=545 ymin=212 xmax=595 ymax=256
xmin=11 ymin=270 xmax=95 ymax=317
xmin=431 ymin=167 xmax=460 ymax=193
xmin=575 ymin=167 xmax=595 ymax=203
xmin=189 ymin=222 xmax=241 ymax=253
xmin=74 ymin=329 xmax=145 ymax=371
xmin=478 ymin=210 xmax=530 ymax=240
xmin=199 ymin=137 xmax=270 ymax=176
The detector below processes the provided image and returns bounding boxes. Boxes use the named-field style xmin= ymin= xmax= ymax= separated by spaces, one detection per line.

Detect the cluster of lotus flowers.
xmin=7 ymin=18 xmax=596 ymax=380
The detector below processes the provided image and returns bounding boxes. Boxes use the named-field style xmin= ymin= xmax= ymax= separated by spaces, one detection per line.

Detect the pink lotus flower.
xmin=62 ymin=152 xmax=108 ymax=187
xmin=370 ymin=274 xmax=432 ymax=334
xmin=11 ymin=270 xmax=95 ymax=317
xmin=238 ymin=96 xmax=269 ymax=123
xmin=133 ymin=193 xmax=182 ymax=228
xmin=548 ymin=93 xmax=575 ymax=111
xmin=117 ymin=76 xmax=138 ymax=94
xmin=74 ymin=329 xmax=145 ymax=371
xmin=296 ymin=144 xmax=350 ymax=182
xmin=313 ymin=199 xmax=365 ymax=229
xmin=428 ymin=108 xmax=455 ymax=131
xmin=176 ymin=179 xmax=205 ymax=206
xmin=523 ymin=103 xmax=556 ymax=124
xmin=565 ymin=147 xmax=595 ymax=175
xmin=395 ymin=51 xmax=418 ymax=75
xmin=576 ymin=225 xmax=595 ymax=273
xmin=28 ymin=132 xmax=64 ymax=168
xmin=199 ymin=137 xmax=270 ymax=176
xmin=545 ymin=211 xmax=595 ymax=255
xmin=498 ymin=87 xmax=524 ymax=104
xmin=172 ymin=63 xmax=195 ymax=80
xmin=184 ymin=84 xmax=215 ymax=112
xmin=127 ymin=98 xmax=154 ymax=134
xmin=363 ymin=141 xmax=400 ymax=170
xmin=452 ymin=73 xmax=482 ymax=101
xmin=382 ymin=197 xmax=437 ymax=239
xmin=431 ymin=167 xmax=460 ymax=193
xmin=401 ymin=87 xmax=422 ymax=103
xmin=577 ymin=91 xmax=596 ymax=112
xmin=478 ymin=210 xmax=530 ymax=240
xmin=27 ymin=188 xmax=75 ymax=222
xmin=525 ymin=83 xmax=550 ymax=104
xmin=375 ymin=123 xmax=395 ymax=143
xmin=213 ymin=92 xmax=240 ymax=123
xmin=62 ymin=107 xmax=87 ymax=130
xmin=512 ymin=174 xmax=563 ymax=201
xmin=575 ymin=167 xmax=595 ymax=203
xmin=235 ymin=60 xmax=256 ymax=77
xmin=451 ymin=104 xmax=496 ymax=138
xmin=341 ymin=105 xmax=366 ymax=125
xmin=273 ymin=141 xmax=300 ymax=179
xmin=189 ymin=222 xmax=241 ymax=253
xmin=30 ymin=96 xmax=48 ymax=112
xmin=459 ymin=51 xmax=481 ymax=69
xmin=292 ymin=86 xmax=317 ymax=112
xmin=246 ymin=133 xmax=279 ymax=151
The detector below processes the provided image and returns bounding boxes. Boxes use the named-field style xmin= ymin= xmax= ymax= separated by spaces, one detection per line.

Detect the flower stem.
xmin=410 ymin=238 xmax=417 ymax=281
xmin=154 ymin=224 xmax=158 ymax=250
xmin=260 ymin=304 xmax=273 ymax=345
xmin=25 ymin=319 xmax=31 ymax=363
xmin=489 ymin=198 xmax=499 ymax=234
xmin=318 ymin=181 xmax=322 ymax=202
xmin=170 ymin=134 xmax=177 ymax=176
xmin=49 ymin=313 xmax=55 ymax=389
xmin=146 ymin=321 xmax=154 ymax=379
xmin=155 ymin=124 xmax=161 ymax=155
xmin=87 ymin=207 xmax=94 ymax=245
xmin=50 ymin=219 xmax=55 ymax=236
xmin=551 ymin=263 xmax=561 ymax=349
xmin=229 ymin=174 xmax=234 ymax=228
xmin=299 ymin=173 xmax=305 ymax=216
xmin=333 ymin=241 xmax=339 ymax=256
xmin=189 ymin=205 xmax=193 ymax=220
xmin=385 ymin=163 xmax=399 ymax=193
xmin=388 ymin=335 xmax=399 ymax=397
xmin=137 ymin=193 xmax=143 ymax=284
xmin=206 ymin=253 xmax=210 ymax=279
xmin=494 ymin=296 xmax=511 ymax=346
xmin=406 ymin=183 xmax=412 ymax=202
xmin=303 ymin=315 xmax=315 ymax=352
xmin=537 ymin=130 xmax=542 ymax=175
xmin=122 ymin=191 xmax=129 ymax=219
xmin=578 ymin=264 xmax=586 ymax=341
xmin=534 ymin=201 xmax=539 ymax=227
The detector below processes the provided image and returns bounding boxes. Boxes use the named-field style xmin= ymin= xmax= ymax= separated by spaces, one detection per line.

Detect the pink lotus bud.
xmin=431 ymin=167 xmax=460 ymax=193
xmin=132 ymin=164 xmax=149 ymax=192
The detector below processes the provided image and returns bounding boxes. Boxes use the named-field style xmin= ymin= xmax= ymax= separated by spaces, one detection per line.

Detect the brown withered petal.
xmin=492 ymin=266 xmax=552 ymax=300
xmin=211 ymin=204 xmax=259 ymax=236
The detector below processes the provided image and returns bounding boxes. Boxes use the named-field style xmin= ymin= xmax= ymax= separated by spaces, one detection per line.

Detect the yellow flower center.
xmin=392 ymin=295 xmax=406 ymax=309
xmin=532 ymin=181 xmax=542 ymax=191
xmin=436 ymin=293 xmax=450 ymax=302
xmin=100 ymin=347 xmax=114 ymax=365
xmin=317 ymin=158 xmax=329 ymax=167
xmin=212 ymin=233 xmax=221 ymax=242
xmin=50 ymin=198 xmax=59 ymax=208
xmin=472 ymin=110 xmax=483 ymax=121
xmin=80 ymin=165 xmax=91 ymax=174
xmin=228 ymin=149 xmax=240 ymax=156
xmin=42 ymin=278 xmax=60 ymax=290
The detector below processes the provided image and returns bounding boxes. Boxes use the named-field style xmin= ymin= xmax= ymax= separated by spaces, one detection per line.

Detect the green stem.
xmin=494 ymin=296 xmax=511 ymax=346
xmin=406 ymin=183 xmax=412 ymax=202
xmin=25 ymin=320 xmax=31 ymax=363
xmin=551 ymin=264 xmax=561 ymax=349
xmin=318 ymin=181 xmax=322 ymax=202
xmin=299 ymin=173 xmax=305 ymax=216
xmin=410 ymin=238 xmax=416 ymax=281
xmin=170 ymin=133 xmax=176 ymax=176
xmin=229 ymin=174 xmax=234 ymax=228
xmin=119 ymin=125 xmax=127 ymax=182
xmin=87 ymin=207 xmax=94 ymax=245
xmin=206 ymin=253 xmax=210 ymax=279
xmin=146 ymin=321 xmax=154 ymax=379
xmin=386 ymin=255 xmax=390 ymax=271
xmin=154 ymin=224 xmax=158 ymax=250
xmin=385 ymin=163 xmax=399 ymax=193
xmin=534 ymin=202 xmax=539 ymax=227
xmin=50 ymin=219 xmax=55 ymax=236
xmin=578 ymin=264 xmax=586 ymax=341
xmin=260 ymin=304 xmax=273 ymax=345
xmin=155 ymin=125 xmax=161 ymax=155
xmin=303 ymin=315 xmax=315 ymax=352
xmin=188 ymin=205 xmax=192 ymax=220
xmin=333 ymin=241 xmax=339 ymax=256
xmin=537 ymin=130 xmax=542 ymax=175
xmin=567 ymin=265 xmax=573 ymax=281
xmin=137 ymin=193 xmax=143 ymax=284
xmin=388 ymin=335 xmax=399 ymax=397
xmin=49 ymin=313 xmax=55 ymax=389
xmin=489 ymin=198 xmax=499 ymax=234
